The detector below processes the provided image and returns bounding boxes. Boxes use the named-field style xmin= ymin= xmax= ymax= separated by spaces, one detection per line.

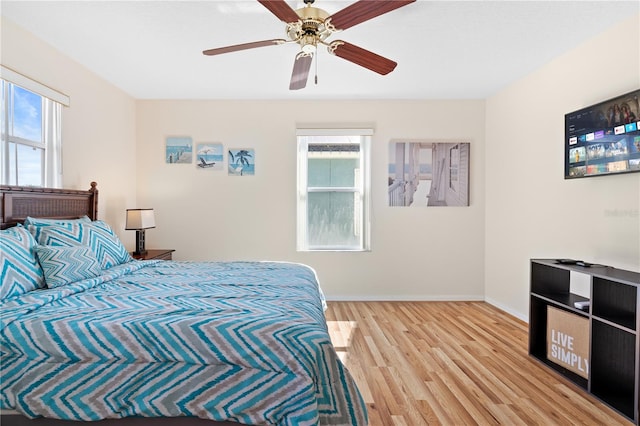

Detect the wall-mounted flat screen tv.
xmin=565 ymin=89 xmax=640 ymax=179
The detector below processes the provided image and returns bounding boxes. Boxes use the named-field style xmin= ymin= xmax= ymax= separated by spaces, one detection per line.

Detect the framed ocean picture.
xmin=196 ymin=142 xmax=223 ymax=171
xmin=166 ymin=136 xmax=193 ymax=164
xmin=228 ymin=149 xmax=255 ymax=176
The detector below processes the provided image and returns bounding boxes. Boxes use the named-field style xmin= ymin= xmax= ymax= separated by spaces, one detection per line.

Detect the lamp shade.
xmin=125 ymin=209 xmax=155 ymax=230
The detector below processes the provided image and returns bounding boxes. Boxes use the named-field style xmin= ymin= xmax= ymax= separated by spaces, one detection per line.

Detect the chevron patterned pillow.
xmin=90 ymin=220 xmax=133 ymax=266
xmin=25 ymin=215 xmax=92 ymax=241
xmin=0 ymin=225 xmax=45 ymax=300
xmin=37 ymin=221 xmax=132 ymax=270
xmin=34 ymin=245 xmax=102 ymax=288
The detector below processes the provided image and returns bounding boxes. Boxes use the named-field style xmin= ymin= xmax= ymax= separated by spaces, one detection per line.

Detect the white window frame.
xmin=297 ymin=128 xmax=372 ymax=252
xmin=1 ymin=66 xmax=67 ymax=187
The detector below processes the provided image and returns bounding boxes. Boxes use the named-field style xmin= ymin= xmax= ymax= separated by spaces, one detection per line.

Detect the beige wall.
xmin=3 ymin=14 xmax=487 ymax=301
xmin=136 ymin=100 xmax=486 ymax=299
xmin=1 ymin=17 xmax=138 ymax=244
xmin=6 ymin=10 xmax=637 ymax=312
xmin=485 ymin=15 xmax=640 ymax=320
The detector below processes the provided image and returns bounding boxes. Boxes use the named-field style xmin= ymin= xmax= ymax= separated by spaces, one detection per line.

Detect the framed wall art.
xmin=165 ymin=136 xmax=193 ymax=164
xmin=228 ymin=149 xmax=255 ymax=176
xmin=196 ymin=143 xmax=223 ymax=171
xmin=388 ymin=141 xmax=470 ymax=207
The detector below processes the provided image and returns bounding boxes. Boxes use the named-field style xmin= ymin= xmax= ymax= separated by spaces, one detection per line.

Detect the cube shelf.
xmin=529 ymin=259 xmax=640 ymax=424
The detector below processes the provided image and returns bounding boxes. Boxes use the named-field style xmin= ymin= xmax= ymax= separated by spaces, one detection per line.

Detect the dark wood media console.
xmin=529 ymin=259 xmax=640 ymax=424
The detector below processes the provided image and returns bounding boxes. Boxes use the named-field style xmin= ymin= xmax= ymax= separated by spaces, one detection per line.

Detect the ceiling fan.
xmin=202 ymin=0 xmax=416 ymax=90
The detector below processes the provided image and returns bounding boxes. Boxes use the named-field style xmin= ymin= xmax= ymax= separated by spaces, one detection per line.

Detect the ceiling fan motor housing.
xmin=287 ymin=4 xmax=332 ymax=51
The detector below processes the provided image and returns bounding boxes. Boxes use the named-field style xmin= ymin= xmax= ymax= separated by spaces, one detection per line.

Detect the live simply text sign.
xmin=547 ymin=306 xmax=590 ymax=378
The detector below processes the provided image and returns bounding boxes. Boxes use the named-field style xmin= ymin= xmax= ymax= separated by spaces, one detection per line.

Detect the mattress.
xmin=0 ymin=260 xmax=367 ymax=425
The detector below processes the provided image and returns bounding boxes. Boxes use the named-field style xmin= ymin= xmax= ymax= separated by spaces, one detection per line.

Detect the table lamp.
xmin=125 ymin=208 xmax=155 ymax=255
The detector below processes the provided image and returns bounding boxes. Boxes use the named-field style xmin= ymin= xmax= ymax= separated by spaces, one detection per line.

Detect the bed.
xmin=0 ymin=183 xmax=367 ymax=426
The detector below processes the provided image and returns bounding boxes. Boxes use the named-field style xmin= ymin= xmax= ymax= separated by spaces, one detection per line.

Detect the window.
xmin=297 ymin=129 xmax=371 ymax=251
xmin=1 ymin=67 xmax=67 ymax=187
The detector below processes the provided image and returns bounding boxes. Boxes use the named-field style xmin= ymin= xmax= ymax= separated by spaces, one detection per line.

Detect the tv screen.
xmin=565 ymin=89 xmax=640 ymax=179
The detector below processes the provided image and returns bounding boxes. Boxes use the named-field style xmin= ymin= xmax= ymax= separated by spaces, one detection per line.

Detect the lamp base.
xmin=133 ymin=229 xmax=147 ymax=256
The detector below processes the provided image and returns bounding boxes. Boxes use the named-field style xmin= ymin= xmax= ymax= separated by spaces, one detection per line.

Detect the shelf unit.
xmin=529 ymin=259 xmax=640 ymax=424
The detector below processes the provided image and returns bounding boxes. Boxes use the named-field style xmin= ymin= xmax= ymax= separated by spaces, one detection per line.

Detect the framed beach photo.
xmin=228 ymin=149 xmax=255 ymax=176
xmin=196 ymin=143 xmax=223 ymax=171
xmin=388 ymin=141 xmax=470 ymax=207
xmin=165 ymin=136 xmax=193 ymax=164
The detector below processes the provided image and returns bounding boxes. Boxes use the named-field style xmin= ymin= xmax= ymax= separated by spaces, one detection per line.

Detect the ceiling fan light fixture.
xmin=302 ymin=43 xmax=316 ymax=54
xmin=300 ymin=34 xmax=318 ymax=54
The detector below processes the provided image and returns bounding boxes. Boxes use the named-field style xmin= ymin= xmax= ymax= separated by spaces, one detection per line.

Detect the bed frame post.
xmin=89 ymin=181 xmax=98 ymax=221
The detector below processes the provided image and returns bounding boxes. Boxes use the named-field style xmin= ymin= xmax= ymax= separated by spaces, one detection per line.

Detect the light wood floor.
xmin=325 ymin=301 xmax=631 ymax=426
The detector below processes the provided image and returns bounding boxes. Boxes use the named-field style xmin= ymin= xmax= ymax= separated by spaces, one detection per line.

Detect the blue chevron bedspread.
xmin=0 ymin=261 xmax=367 ymax=425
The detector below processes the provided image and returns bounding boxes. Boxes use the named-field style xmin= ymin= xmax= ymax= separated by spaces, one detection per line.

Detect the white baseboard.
xmin=324 ymin=294 xmax=485 ymax=302
xmin=484 ymin=297 xmax=528 ymax=322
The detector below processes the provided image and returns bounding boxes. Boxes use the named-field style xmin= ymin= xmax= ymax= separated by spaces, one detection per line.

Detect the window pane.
xmin=1 ymin=82 xmax=5 ymax=137
xmin=308 ymin=144 xmax=360 ymax=187
xmin=2 ymin=79 xmax=60 ymax=187
xmin=308 ymin=158 xmax=360 ymax=187
xmin=12 ymin=85 xmax=42 ymax=142
xmin=308 ymin=191 xmax=360 ymax=248
xmin=8 ymin=142 xmax=16 ymax=185
xmin=16 ymin=143 xmax=43 ymax=186
xmin=297 ymin=132 xmax=370 ymax=251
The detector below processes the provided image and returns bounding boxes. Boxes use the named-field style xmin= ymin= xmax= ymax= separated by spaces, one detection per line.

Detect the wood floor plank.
xmin=325 ymin=301 xmax=631 ymax=426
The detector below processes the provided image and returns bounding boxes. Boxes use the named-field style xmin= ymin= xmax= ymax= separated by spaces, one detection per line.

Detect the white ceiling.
xmin=2 ymin=0 xmax=638 ymax=100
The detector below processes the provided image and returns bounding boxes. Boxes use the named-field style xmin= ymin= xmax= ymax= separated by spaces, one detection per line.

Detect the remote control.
xmin=574 ymin=301 xmax=590 ymax=310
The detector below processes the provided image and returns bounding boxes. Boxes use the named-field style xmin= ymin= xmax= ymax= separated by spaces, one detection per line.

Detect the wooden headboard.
xmin=0 ymin=182 xmax=98 ymax=229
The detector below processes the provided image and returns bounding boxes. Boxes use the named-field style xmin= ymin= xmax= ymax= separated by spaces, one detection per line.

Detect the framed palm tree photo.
xmin=228 ymin=148 xmax=254 ymax=176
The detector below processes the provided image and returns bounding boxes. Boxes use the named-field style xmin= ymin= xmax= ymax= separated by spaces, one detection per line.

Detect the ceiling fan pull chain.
xmin=315 ymin=52 xmax=318 ymax=85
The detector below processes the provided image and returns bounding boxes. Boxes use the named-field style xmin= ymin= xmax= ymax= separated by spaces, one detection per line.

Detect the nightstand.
xmin=132 ymin=249 xmax=175 ymax=260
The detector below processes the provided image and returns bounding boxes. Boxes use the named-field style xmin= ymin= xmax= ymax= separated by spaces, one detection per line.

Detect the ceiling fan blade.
xmin=289 ymin=54 xmax=313 ymax=90
xmin=329 ymin=40 xmax=397 ymax=75
xmin=327 ymin=0 xmax=415 ymax=31
xmin=257 ymin=0 xmax=301 ymax=23
xmin=203 ymin=39 xmax=286 ymax=56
